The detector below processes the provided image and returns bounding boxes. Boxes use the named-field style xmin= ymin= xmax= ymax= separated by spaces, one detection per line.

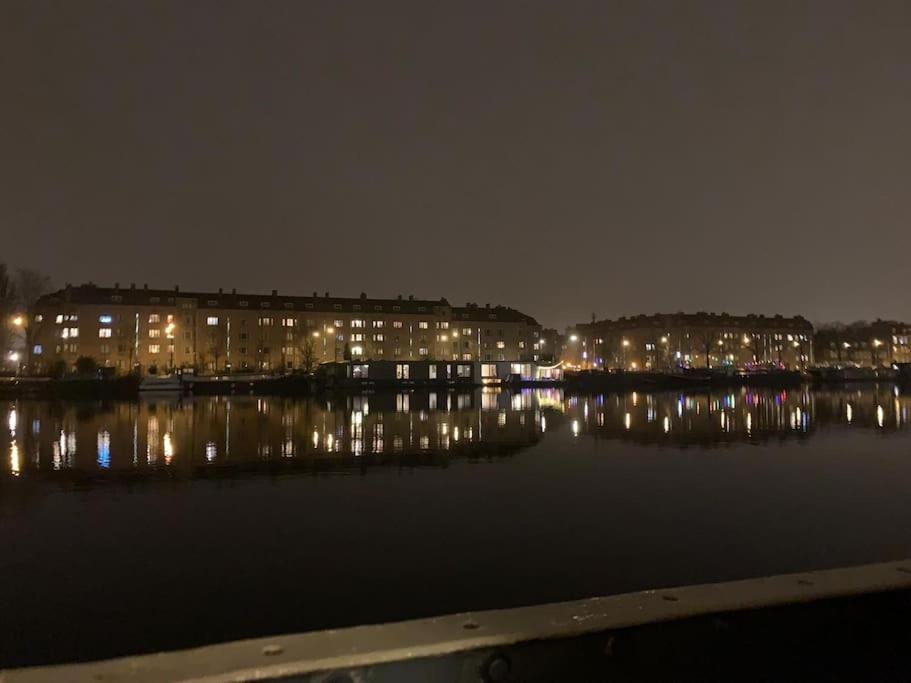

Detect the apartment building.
xmin=564 ymin=312 xmax=814 ymax=370
xmin=29 ymin=284 xmax=541 ymax=374
xmin=813 ymin=320 xmax=911 ymax=367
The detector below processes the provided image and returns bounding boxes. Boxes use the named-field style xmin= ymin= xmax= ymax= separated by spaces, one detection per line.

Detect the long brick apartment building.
xmin=29 ymin=284 xmax=543 ymax=375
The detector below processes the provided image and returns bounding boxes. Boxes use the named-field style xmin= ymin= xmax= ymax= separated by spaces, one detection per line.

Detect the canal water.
xmin=2 ymin=386 xmax=910 ymax=667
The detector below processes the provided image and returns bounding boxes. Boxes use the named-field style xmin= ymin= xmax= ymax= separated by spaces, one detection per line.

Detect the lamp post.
xmin=165 ymin=322 xmax=176 ymax=372
xmin=872 ymin=338 xmax=883 ymax=368
xmin=9 ymin=314 xmax=26 ymax=374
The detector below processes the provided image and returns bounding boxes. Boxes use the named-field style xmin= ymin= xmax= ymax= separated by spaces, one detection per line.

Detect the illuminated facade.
xmin=564 ymin=313 xmax=814 ymax=370
xmin=813 ymin=320 xmax=911 ymax=367
xmin=29 ymin=284 xmax=541 ymax=374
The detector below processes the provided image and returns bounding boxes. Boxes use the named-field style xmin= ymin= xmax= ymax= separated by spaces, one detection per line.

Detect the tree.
xmin=343 ymin=341 xmax=352 ymax=361
xmin=0 ymin=263 xmax=16 ymax=359
xmin=75 ymin=356 xmax=98 ymax=376
xmin=299 ymin=336 xmax=318 ymax=373
xmin=16 ymin=268 xmax=51 ymax=372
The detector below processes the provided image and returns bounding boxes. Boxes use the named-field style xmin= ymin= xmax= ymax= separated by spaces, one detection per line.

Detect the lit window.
xmin=429 ymin=365 xmax=437 ymax=379
xmin=282 ymin=317 xmax=295 ymax=327
xmin=393 ymin=321 xmax=403 ymax=328
xmin=33 ymin=345 xmax=43 ymax=355
xmin=99 ymin=328 xmax=112 ymax=338
xmin=496 ymin=341 xmax=506 ymax=349
xmin=351 ymin=333 xmax=364 ymax=342
xmin=149 ymin=314 xmax=160 ymax=324
xmin=418 ymin=321 xmax=429 ymax=329
xmin=351 ymin=319 xmax=365 ymax=328
xmin=55 ymin=314 xmax=63 ymax=324
xmin=373 ymin=320 xmax=385 ymax=328
xmin=149 ymin=344 xmax=161 ymax=354
xmin=259 ymin=317 xmax=273 ymax=326
xmin=462 ymin=328 xmax=471 ymax=335
xmin=396 ymin=363 xmax=410 ymax=379
xmin=96 ymin=314 xmax=112 ymax=324
xmin=419 ymin=347 xmax=429 ymax=356
xmin=373 ymin=333 xmax=384 ymax=342
xmin=351 ymin=345 xmax=363 ymax=355
xmin=334 ymin=320 xmax=344 ymax=328
xmin=62 ymin=327 xmax=79 ymax=338
xmin=438 ymin=321 xmax=449 ymax=329
xmin=149 ymin=329 xmax=161 ymax=338
xmin=207 ymin=317 xmax=219 ymax=326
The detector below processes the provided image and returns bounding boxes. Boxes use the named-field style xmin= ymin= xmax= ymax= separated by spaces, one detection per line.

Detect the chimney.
xmin=272 ymin=289 xmax=278 ymax=296
xmin=174 ymin=285 xmax=179 ymax=293
xmin=312 ymin=291 xmax=317 ymax=298
xmin=218 ymin=288 xmax=223 ymax=294
xmin=143 ymin=283 xmax=148 ymax=290
xmin=114 ymin=282 xmax=120 ymax=289
xmin=231 ymin=288 xmax=236 ymax=295
xmin=408 ymin=294 xmax=414 ymax=301
xmin=325 ymin=291 xmax=329 ymax=298
xmin=360 ymin=292 xmax=367 ymax=300
xmin=397 ymin=294 xmax=403 ymax=300
xmin=130 ymin=283 xmax=136 ymax=290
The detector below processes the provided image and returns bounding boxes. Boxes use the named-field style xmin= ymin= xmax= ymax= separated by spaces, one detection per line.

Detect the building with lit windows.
xmin=28 ymin=284 xmax=542 ymax=375
xmin=813 ymin=320 xmax=911 ymax=368
xmin=564 ymin=313 xmax=814 ymax=371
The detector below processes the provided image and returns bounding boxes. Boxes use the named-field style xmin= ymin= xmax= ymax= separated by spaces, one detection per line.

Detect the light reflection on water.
xmin=2 ymin=385 xmax=911 ymax=669
xmin=0 ymin=386 xmax=908 ymax=478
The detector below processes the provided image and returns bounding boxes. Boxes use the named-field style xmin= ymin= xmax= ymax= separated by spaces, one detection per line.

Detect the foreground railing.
xmin=5 ymin=559 xmax=911 ymax=682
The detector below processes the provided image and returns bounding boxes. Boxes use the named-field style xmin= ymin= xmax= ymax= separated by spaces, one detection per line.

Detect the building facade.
xmin=813 ymin=320 xmax=911 ymax=367
xmin=564 ymin=313 xmax=814 ymax=371
xmin=28 ymin=284 xmax=542 ymax=375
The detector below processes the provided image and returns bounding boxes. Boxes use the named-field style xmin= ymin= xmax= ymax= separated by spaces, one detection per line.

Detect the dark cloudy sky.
xmin=2 ymin=1 xmax=909 ymax=329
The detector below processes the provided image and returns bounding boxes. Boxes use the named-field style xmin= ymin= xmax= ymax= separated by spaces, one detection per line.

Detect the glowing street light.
xmin=12 ymin=316 xmax=24 ymax=327
xmin=622 ymin=339 xmax=630 ymax=347
xmin=569 ymin=334 xmax=579 ymax=342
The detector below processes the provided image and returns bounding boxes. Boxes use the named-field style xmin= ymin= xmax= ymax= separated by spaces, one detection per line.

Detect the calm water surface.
xmin=2 ymin=386 xmax=910 ymax=667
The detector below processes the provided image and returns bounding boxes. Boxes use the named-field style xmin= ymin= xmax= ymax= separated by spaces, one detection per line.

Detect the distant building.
xmin=449 ymin=304 xmax=541 ymax=362
xmin=537 ymin=328 xmax=564 ymax=364
xmin=29 ymin=284 xmax=542 ymax=375
xmin=564 ymin=312 xmax=814 ymax=370
xmin=813 ymin=320 xmax=911 ymax=368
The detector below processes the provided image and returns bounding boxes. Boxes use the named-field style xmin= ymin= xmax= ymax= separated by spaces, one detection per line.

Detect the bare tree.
xmin=299 ymin=336 xmax=318 ymax=373
xmin=0 ymin=264 xmax=17 ymax=364
xmin=16 ymin=268 xmax=51 ymax=372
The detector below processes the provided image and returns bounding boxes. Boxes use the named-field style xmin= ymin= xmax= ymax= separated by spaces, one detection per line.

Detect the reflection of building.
xmin=564 ymin=313 xmax=814 ymax=370
xmin=813 ymin=321 xmax=911 ymax=368
xmin=564 ymin=385 xmax=909 ymax=445
xmin=29 ymin=285 xmax=541 ymax=375
xmin=1 ymin=390 xmax=559 ymax=476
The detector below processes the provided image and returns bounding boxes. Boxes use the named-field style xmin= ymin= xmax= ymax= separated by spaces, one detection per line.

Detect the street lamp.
xmin=165 ymin=322 xmax=176 ymax=371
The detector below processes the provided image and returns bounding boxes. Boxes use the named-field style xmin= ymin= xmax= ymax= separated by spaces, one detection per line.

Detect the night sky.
xmin=2 ymin=1 xmax=909 ymax=329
